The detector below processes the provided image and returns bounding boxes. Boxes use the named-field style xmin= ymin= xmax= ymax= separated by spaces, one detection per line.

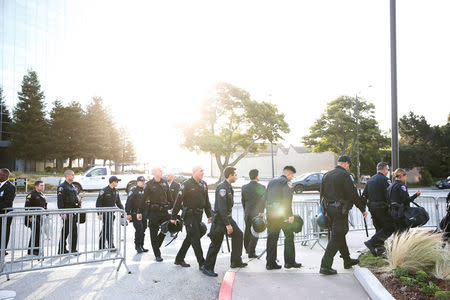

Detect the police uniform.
xmin=363 ymin=172 xmax=395 ymax=254
xmin=125 ymin=185 xmax=146 ymax=251
xmin=171 ymin=177 xmax=212 ymax=267
xmin=96 ymin=185 xmax=124 ymax=249
xmin=57 ymin=180 xmax=80 ymax=253
xmin=387 ymin=180 xmax=419 ymax=232
xmin=168 ymin=180 xmax=180 ymax=209
xmin=319 ymin=164 xmax=365 ymax=272
xmin=242 ymin=180 xmax=265 ymax=257
xmin=25 ymin=190 xmax=47 ymax=255
xmin=265 ymin=175 xmax=296 ymax=268
xmin=204 ymin=180 xmax=244 ymax=273
xmin=144 ymin=178 xmax=173 ymax=259
xmin=0 ymin=179 xmax=15 ymax=250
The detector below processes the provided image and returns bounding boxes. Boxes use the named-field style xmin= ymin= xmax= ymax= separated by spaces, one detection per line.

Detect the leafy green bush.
xmin=400 ymin=276 xmax=417 ymax=286
xmin=394 ymin=266 xmax=409 ymax=277
xmin=419 ymin=169 xmax=433 ymax=186
xmin=419 ymin=281 xmax=441 ymax=296
xmin=415 ymin=270 xmax=429 ymax=282
xmin=435 ymin=290 xmax=450 ymax=300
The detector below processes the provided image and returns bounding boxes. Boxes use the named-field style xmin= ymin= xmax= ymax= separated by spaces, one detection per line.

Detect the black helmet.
xmin=316 ymin=214 xmax=328 ymax=229
xmin=200 ymin=222 xmax=207 ymax=237
xmin=288 ymin=215 xmax=303 ymax=233
xmin=252 ymin=216 xmax=266 ymax=233
xmin=161 ymin=215 xmax=182 ymax=235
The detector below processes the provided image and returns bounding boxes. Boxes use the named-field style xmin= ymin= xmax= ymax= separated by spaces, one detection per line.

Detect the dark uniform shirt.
xmin=96 ymin=185 xmax=124 ymax=209
xmin=25 ymin=190 xmax=47 ymax=209
xmin=265 ymin=175 xmax=293 ymax=219
xmin=57 ymin=181 xmax=80 ymax=209
xmin=144 ymin=178 xmax=173 ymax=207
xmin=387 ymin=180 xmax=418 ymax=207
xmin=320 ymin=166 xmax=365 ymax=213
xmin=214 ymin=180 xmax=234 ymax=226
xmin=362 ymin=172 xmax=391 ymax=206
xmin=171 ymin=177 xmax=212 ymax=219
xmin=0 ymin=180 xmax=16 ymax=212
xmin=125 ymin=186 xmax=145 ymax=214
xmin=242 ymin=181 xmax=266 ymax=217
xmin=168 ymin=181 xmax=180 ymax=208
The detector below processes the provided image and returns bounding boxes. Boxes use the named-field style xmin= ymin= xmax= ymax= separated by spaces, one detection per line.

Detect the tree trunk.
xmin=56 ymin=158 xmax=64 ymax=170
xmin=69 ymin=158 xmax=73 ymax=168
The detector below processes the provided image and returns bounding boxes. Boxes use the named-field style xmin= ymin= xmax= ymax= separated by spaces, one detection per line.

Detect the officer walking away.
xmin=265 ymin=166 xmax=302 ymax=270
xmin=167 ymin=173 xmax=180 ymax=209
xmin=96 ymin=176 xmax=124 ymax=250
xmin=319 ymin=156 xmax=367 ymax=275
xmin=242 ymin=169 xmax=266 ymax=258
xmin=25 ymin=181 xmax=47 ymax=255
xmin=388 ymin=168 xmax=421 ymax=233
xmin=363 ymin=162 xmax=395 ymax=257
xmin=144 ymin=167 xmax=173 ymax=262
xmin=0 ymin=168 xmax=16 ymax=255
xmin=203 ymin=167 xmax=247 ymax=277
xmin=171 ymin=166 xmax=212 ymax=269
xmin=125 ymin=176 xmax=148 ymax=253
xmin=58 ymin=170 xmax=84 ymax=254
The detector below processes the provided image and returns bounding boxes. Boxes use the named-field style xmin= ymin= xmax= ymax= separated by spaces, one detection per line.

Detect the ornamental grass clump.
xmin=386 ymin=229 xmax=449 ymax=278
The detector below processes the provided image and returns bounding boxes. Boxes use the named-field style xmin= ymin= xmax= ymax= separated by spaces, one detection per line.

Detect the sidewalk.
xmin=227 ymin=230 xmax=372 ymax=300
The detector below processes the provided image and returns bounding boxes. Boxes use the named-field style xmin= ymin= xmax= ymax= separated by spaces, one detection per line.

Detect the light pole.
xmin=355 ymin=95 xmax=361 ymax=189
xmin=390 ymin=0 xmax=399 ymax=171
xmin=270 ymin=142 xmax=275 ymax=178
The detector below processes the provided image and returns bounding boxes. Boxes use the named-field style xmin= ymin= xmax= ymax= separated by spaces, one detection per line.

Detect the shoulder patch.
xmin=401 ymin=185 xmax=407 ymax=192
xmin=99 ymin=190 xmax=105 ymax=196
xmin=219 ymin=189 xmax=226 ymax=197
xmin=387 ymin=180 xmax=392 ymax=184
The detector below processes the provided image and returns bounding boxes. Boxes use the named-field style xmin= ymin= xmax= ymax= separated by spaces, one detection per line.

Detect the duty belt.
xmin=184 ymin=207 xmax=204 ymax=215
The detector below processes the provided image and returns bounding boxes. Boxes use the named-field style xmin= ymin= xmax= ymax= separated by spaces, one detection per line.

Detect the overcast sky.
xmin=45 ymin=0 xmax=450 ymax=170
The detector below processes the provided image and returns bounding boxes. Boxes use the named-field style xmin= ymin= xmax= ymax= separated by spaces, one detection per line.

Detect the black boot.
xmin=343 ymin=258 xmax=359 ymax=269
xmin=135 ymin=245 xmax=143 ymax=254
xmin=364 ymin=241 xmax=378 ymax=257
xmin=320 ymin=267 xmax=337 ymax=275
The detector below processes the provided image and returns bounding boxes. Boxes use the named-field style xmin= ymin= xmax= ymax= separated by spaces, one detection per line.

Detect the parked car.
xmin=291 ymin=172 xmax=325 ymax=194
xmin=436 ymin=176 xmax=450 ymax=189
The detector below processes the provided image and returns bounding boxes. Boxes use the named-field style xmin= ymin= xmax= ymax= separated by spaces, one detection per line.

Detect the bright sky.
xmin=46 ymin=0 xmax=449 ymax=171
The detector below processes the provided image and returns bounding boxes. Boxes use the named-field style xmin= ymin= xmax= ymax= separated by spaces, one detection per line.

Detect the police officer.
xmin=96 ymin=176 xmax=124 ymax=250
xmin=25 ymin=180 xmax=47 ymax=255
xmin=167 ymin=173 xmax=180 ymax=209
xmin=0 ymin=168 xmax=15 ymax=254
xmin=242 ymin=169 xmax=266 ymax=258
xmin=265 ymin=166 xmax=301 ymax=270
xmin=363 ymin=162 xmax=395 ymax=256
xmin=58 ymin=170 xmax=83 ymax=254
xmin=319 ymin=156 xmax=367 ymax=275
xmin=125 ymin=176 xmax=148 ymax=253
xmin=171 ymin=166 xmax=212 ymax=269
xmin=203 ymin=167 xmax=247 ymax=277
xmin=388 ymin=168 xmax=421 ymax=233
xmin=144 ymin=167 xmax=173 ymax=262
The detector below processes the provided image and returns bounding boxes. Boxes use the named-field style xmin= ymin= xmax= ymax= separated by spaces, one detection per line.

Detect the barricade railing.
xmin=0 ymin=207 xmax=130 ymax=280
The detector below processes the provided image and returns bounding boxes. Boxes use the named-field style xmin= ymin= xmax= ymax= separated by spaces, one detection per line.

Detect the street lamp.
xmin=390 ymin=0 xmax=399 ymax=171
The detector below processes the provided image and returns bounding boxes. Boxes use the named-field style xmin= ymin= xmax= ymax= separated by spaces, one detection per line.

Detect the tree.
xmin=49 ymin=100 xmax=86 ymax=169
xmin=302 ymin=95 xmax=389 ymax=174
xmin=0 ymin=87 xmax=11 ymax=141
xmin=112 ymin=127 xmax=137 ymax=172
xmin=181 ymin=82 xmax=290 ymax=180
xmin=9 ymin=70 xmax=49 ymax=170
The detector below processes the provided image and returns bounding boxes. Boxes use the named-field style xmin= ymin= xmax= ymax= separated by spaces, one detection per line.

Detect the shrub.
xmin=435 ymin=291 xmax=450 ymax=300
xmin=419 ymin=281 xmax=440 ymax=296
xmin=387 ymin=230 xmax=446 ymax=275
xmin=415 ymin=270 xmax=429 ymax=282
xmin=400 ymin=276 xmax=417 ymax=286
xmin=419 ymin=169 xmax=433 ymax=186
xmin=359 ymin=253 xmax=389 ymax=268
xmin=394 ymin=266 xmax=409 ymax=277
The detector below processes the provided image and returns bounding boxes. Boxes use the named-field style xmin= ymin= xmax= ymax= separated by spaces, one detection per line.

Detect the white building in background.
xmin=211 ymin=144 xmax=337 ymax=179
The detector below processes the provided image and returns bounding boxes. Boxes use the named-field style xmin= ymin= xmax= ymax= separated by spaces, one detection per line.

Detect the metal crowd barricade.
xmin=0 ymin=207 xmax=130 ymax=280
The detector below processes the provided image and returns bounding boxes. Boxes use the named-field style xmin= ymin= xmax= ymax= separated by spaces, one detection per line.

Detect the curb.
xmin=353 ymin=266 xmax=395 ymax=300
xmin=218 ymin=271 xmax=236 ymax=300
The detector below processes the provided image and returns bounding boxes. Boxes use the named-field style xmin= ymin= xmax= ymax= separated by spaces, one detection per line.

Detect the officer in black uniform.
xmin=57 ymin=170 xmax=83 ymax=254
xmin=387 ymin=168 xmax=421 ymax=233
xmin=171 ymin=166 xmax=212 ymax=269
xmin=242 ymin=169 xmax=266 ymax=258
xmin=125 ymin=176 xmax=148 ymax=253
xmin=144 ymin=167 xmax=173 ymax=262
xmin=25 ymin=180 xmax=47 ymax=255
xmin=319 ymin=156 xmax=367 ymax=275
xmin=203 ymin=166 xmax=247 ymax=277
xmin=265 ymin=166 xmax=302 ymax=270
xmin=0 ymin=168 xmax=16 ymax=254
xmin=363 ymin=162 xmax=395 ymax=256
xmin=96 ymin=176 xmax=124 ymax=250
xmin=167 ymin=173 xmax=180 ymax=209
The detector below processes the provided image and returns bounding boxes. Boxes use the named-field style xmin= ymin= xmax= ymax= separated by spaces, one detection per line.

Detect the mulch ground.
xmin=372 ymin=270 xmax=450 ymax=300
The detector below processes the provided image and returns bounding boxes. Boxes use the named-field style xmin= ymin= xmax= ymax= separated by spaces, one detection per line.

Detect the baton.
xmin=225 ymin=233 xmax=231 ymax=252
xmin=364 ymin=218 xmax=369 ymax=237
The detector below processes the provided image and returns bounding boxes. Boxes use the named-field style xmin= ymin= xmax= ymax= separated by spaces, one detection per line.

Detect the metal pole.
xmin=271 ymin=143 xmax=275 ymax=178
xmin=390 ymin=0 xmax=399 ymax=171
xmin=355 ymin=95 xmax=361 ymax=189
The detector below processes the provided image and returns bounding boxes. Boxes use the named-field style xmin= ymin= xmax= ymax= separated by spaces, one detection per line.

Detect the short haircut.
xmin=377 ymin=162 xmax=389 ymax=171
xmin=283 ymin=166 xmax=296 ymax=174
xmin=223 ymin=166 xmax=236 ymax=179
xmin=249 ymin=169 xmax=259 ymax=180
xmin=34 ymin=180 xmax=43 ymax=186
xmin=0 ymin=168 xmax=10 ymax=176
xmin=393 ymin=168 xmax=406 ymax=178
xmin=64 ymin=169 xmax=74 ymax=177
